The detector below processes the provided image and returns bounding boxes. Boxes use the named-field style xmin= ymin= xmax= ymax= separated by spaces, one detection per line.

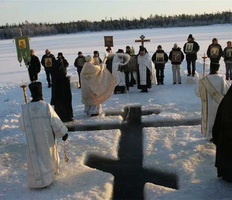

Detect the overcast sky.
xmin=0 ymin=0 xmax=231 ymax=26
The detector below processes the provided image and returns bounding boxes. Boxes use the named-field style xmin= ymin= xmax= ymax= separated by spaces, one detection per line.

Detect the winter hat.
xmin=157 ymin=45 xmax=162 ymax=49
xmin=58 ymin=52 xmax=63 ymax=57
xmin=78 ymin=51 xmax=83 ymax=55
xmin=29 ymin=82 xmax=43 ymax=101
xmin=188 ymin=34 xmax=193 ymax=39
xmin=117 ymin=49 xmax=124 ymax=53
xmin=210 ymin=63 xmax=220 ymax=71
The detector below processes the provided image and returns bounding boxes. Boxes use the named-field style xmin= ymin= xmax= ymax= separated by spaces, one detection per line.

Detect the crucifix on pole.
xmin=135 ymin=35 xmax=150 ymax=47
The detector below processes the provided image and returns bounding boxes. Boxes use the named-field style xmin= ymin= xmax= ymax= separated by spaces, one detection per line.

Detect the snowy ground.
xmin=1 ymin=24 xmax=232 ymax=199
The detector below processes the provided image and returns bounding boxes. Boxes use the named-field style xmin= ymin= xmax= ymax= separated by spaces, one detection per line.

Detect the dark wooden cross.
xmin=135 ymin=35 xmax=150 ymax=47
xmin=67 ymin=106 xmax=202 ymax=199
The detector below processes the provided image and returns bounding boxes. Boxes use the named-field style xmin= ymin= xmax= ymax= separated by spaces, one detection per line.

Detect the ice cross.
xmin=68 ymin=106 xmax=185 ymax=200
xmin=135 ymin=35 xmax=150 ymax=47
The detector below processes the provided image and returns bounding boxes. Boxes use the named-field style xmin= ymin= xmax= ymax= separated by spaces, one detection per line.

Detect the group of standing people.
xmin=21 ymin=34 xmax=232 ymax=189
xmin=27 ymin=49 xmax=73 ymax=122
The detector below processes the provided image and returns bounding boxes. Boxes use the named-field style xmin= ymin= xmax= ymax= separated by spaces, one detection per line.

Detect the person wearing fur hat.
xmin=183 ymin=34 xmax=200 ymax=76
xmin=169 ymin=44 xmax=185 ymax=84
xmin=41 ymin=49 xmax=56 ymax=87
xmin=207 ymin=38 xmax=223 ymax=70
xmin=152 ymin=45 xmax=169 ymax=85
xmin=27 ymin=49 xmax=41 ymax=82
xmin=195 ymin=63 xmax=229 ymax=140
xmin=50 ymin=52 xmax=73 ymax=122
xmin=19 ymin=82 xmax=68 ymax=189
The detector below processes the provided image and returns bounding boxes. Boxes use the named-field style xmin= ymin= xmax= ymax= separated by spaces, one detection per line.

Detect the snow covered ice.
xmin=1 ymin=24 xmax=232 ymax=199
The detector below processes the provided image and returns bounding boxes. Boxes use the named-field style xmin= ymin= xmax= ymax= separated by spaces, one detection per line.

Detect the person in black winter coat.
xmin=27 ymin=49 xmax=41 ymax=82
xmin=169 ymin=44 xmax=185 ymax=84
xmin=51 ymin=52 xmax=73 ymax=122
xmin=152 ymin=45 xmax=168 ymax=85
xmin=183 ymin=34 xmax=200 ymax=77
xmin=223 ymin=41 xmax=232 ymax=80
xmin=207 ymin=38 xmax=223 ymax=70
xmin=41 ymin=49 xmax=56 ymax=88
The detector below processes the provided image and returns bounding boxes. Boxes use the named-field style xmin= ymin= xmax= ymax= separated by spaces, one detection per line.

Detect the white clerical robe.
xmin=19 ymin=101 xmax=68 ymax=188
xmin=195 ymin=74 xmax=229 ymax=139
xmin=137 ymin=53 xmax=156 ymax=85
xmin=112 ymin=53 xmax=130 ymax=86
xmin=81 ymin=61 xmax=116 ymax=115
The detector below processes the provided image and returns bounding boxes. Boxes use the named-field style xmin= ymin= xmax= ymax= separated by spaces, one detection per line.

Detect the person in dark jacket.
xmin=74 ymin=51 xmax=85 ymax=88
xmin=207 ymin=38 xmax=223 ymax=70
xmin=27 ymin=49 xmax=41 ymax=82
xmin=152 ymin=45 xmax=168 ymax=85
xmin=41 ymin=49 xmax=56 ymax=87
xmin=51 ymin=52 xmax=73 ymax=122
xmin=183 ymin=34 xmax=200 ymax=77
xmin=212 ymin=85 xmax=232 ymax=182
xmin=169 ymin=44 xmax=185 ymax=84
xmin=223 ymin=41 xmax=232 ymax=80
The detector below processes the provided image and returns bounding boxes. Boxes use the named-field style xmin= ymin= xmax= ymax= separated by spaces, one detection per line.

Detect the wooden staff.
xmin=20 ymin=80 xmax=28 ymax=103
xmin=202 ymin=53 xmax=207 ymax=77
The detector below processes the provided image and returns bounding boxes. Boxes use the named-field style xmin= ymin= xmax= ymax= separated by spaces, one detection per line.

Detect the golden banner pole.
xmin=20 ymin=80 xmax=28 ymax=104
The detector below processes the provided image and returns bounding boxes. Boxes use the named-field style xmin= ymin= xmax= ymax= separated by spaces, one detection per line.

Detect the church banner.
xmin=104 ymin=36 xmax=113 ymax=47
xmin=15 ymin=36 xmax=31 ymax=65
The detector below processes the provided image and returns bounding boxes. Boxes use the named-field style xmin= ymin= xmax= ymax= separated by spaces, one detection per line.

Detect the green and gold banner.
xmin=15 ymin=36 xmax=31 ymax=64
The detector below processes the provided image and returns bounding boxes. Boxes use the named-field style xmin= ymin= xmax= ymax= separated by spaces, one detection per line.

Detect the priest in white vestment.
xmin=19 ymin=82 xmax=68 ymax=188
xmin=137 ymin=46 xmax=156 ymax=92
xmin=195 ymin=63 xmax=230 ymax=140
xmin=81 ymin=55 xmax=116 ymax=116
xmin=112 ymin=49 xmax=130 ymax=93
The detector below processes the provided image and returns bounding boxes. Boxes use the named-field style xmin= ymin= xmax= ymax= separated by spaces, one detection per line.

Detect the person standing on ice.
xmin=19 ymin=82 xmax=68 ymax=189
xmin=222 ymin=41 xmax=232 ymax=80
xmin=169 ymin=43 xmax=185 ymax=84
xmin=27 ymin=49 xmax=41 ymax=83
xmin=212 ymin=85 xmax=232 ymax=182
xmin=195 ymin=63 xmax=229 ymax=140
xmin=137 ymin=46 xmax=156 ymax=92
xmin=152 ymin=45 xmax=168 ymax=85
xmin=183 ymin=34 xmax=200 ymax=77
xmin=74 ymin=51 xmax=86 ymax=88
xmin=112 ymin=49 xmax=130 ymax=94
xmin=41 ymin=49 xmax=56 ymax=88
xmin=81 ymin=55 xmax=116 ymax=116
xmin=207 ymin=38 xmax=223 ymax=71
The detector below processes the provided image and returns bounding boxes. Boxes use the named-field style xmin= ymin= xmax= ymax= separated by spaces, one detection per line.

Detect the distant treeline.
xmin=0 ymin=11 xmax=231 ymax=40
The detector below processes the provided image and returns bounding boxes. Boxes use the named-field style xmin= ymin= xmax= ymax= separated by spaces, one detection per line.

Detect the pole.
xmin=20 ymin=80 xmax=28 ymax=104
xmin=202 ymin=53 xmax=207 ymax=77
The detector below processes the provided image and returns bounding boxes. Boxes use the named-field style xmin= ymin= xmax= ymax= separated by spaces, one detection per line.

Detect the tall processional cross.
xmin=135 ymin=35 xmax=150 ymax=47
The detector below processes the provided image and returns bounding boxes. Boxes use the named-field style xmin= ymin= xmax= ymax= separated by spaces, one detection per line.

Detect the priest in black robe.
xmin=51 ymin=52 xmax=73 ymax=122
xmin=212 ymin=85 xmax=232 ymax=182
